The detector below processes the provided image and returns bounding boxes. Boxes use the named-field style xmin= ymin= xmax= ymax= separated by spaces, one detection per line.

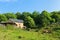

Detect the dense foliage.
xmin=0 ymin=10 xmax=60 ymax=28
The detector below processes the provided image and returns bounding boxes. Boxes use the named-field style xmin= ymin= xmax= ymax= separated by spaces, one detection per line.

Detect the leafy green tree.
xmin=41 ymin=10 xmax=52 ymax=20
xmin=32 ymin=11 xmax=40 ymax=25
xmin=15 ymin=12 xmax=21 ymax=19
xmin=4 ymin=13 xmax=16 ymax=19
xmin=0 ymin=14 xmax=7 ymax=22
xmin=24 ymin=16 xmax=36 ymax=28
xmin=40 ymin=10 xmax=51 ymax=26
xmin=21 ymin=12 xmax=31 ymax=20
xmin=51 ymin=11 xmax=60 ymax=22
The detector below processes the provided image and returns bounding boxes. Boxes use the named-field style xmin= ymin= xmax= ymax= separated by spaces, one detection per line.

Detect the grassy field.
xmin=0 ymin=25 xmax=60 ymax=40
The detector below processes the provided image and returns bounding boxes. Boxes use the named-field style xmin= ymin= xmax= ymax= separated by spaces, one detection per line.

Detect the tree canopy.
xmin=0 ymin=10 xmax=60 ymax=28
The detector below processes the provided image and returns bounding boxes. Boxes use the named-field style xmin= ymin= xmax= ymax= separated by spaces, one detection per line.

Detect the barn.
xmin=0 ymin=19 xmax=26 ymax=29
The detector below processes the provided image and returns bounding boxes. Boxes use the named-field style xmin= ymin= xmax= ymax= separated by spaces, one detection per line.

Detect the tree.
xmin=51 ymin=11 xmax=60 ymax=22
xmin=24 ymin=16 xmax=36 ymax=28
xmin=40 ymin=10 xmax=51 ymax=26
xmin=15 ymin=12 xmax=21 ymax=19
xmin=0 ymin=14 xmax=7 ymax=22
xmin=4 ymin=13 xmax=16 ymax=19
xmin=21 ymin=12 xmax=31 ymax=20
xmin=32 ymin=11 xmax=40 ymax=25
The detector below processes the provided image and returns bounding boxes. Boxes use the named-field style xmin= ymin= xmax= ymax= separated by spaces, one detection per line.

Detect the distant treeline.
xmin=0 ymin=10 xmax=60 ymax=28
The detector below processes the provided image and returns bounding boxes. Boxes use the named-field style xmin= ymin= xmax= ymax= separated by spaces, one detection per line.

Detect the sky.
xmin=0 ymin=0 xmax=60 ymax=13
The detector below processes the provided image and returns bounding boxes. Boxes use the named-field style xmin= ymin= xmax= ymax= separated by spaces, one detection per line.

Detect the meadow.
xmin=0 ymin=24 xmax=60 ymax=40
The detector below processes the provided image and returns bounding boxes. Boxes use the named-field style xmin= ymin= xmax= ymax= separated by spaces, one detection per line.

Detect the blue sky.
xmin=0 ymin=0 xmax=60 ymax=13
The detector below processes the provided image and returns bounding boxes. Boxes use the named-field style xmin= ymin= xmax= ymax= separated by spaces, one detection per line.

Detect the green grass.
xmin=0 ymin=25 xmax=60 ymax=40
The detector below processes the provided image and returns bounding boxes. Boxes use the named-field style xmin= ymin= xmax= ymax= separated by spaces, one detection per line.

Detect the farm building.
xmin=0 ymin=19 xmax=26 ymax=29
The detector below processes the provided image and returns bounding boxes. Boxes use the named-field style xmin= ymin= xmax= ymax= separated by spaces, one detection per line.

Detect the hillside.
xmin=0 ymin=23 xmax=60 ymax=40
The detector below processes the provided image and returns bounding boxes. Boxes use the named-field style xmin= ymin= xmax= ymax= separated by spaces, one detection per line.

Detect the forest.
xmin=0 ymin=10 xmax=60 ymax=29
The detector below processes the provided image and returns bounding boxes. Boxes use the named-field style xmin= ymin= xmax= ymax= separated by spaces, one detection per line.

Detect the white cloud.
xmin=0 ymin=0 xmax=18 ymax=2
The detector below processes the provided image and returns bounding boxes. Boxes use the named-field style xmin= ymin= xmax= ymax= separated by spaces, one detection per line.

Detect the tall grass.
xmin=0 ymin=24 xmax=60 ymax=40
